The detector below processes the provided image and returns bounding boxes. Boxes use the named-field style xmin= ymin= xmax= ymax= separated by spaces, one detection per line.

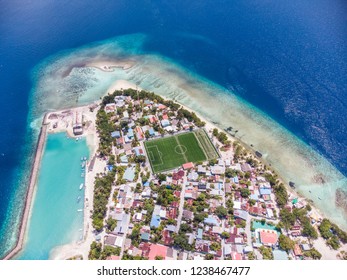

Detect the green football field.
xmin=144 ymin=129 xmax=219 ymax=173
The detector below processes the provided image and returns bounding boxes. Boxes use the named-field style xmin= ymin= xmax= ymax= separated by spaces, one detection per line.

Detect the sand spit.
xmin=29 ymin=34 xmax=347 ymax=230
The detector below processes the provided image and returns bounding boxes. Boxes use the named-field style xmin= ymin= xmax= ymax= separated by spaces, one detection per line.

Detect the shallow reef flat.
xmin=29 ymin=34 xmax=347 ymax=230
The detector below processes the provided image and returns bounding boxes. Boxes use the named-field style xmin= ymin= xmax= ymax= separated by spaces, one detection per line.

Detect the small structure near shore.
xmin=73 ymin=112 xmax=83 ymax=136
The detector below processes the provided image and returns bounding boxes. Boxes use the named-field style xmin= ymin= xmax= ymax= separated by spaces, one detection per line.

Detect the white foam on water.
xmin=29 ymin=33 xmax=347 ymax=229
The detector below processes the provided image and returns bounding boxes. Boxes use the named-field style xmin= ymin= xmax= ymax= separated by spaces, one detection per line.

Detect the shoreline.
xmin=3 ymin=78 xmax=344 ymax=259
xmin=3 ymin=115 xmax=49 ymax=260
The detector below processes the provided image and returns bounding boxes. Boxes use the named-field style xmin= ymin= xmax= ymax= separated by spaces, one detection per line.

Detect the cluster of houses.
xmin=96 ymin=93 xmax=321 ymax=260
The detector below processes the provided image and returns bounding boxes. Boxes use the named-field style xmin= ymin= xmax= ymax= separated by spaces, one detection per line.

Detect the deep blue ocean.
xmin=0 ymin=0 xmax=346 ymax=257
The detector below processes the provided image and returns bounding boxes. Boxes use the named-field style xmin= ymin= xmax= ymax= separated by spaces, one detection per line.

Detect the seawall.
xmin=3 ymin=115 xmax=48 ymax=260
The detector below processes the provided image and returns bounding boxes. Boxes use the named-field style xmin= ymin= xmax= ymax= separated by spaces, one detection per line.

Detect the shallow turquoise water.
xmin=16 ymin=133 xmax=89 ymax=260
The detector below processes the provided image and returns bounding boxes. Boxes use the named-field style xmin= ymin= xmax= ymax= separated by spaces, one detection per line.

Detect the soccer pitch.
xmin=144 ymin=129 xmax=219 ymax=173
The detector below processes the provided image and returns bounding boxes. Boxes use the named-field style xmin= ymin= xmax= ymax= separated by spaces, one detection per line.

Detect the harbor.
xmin=14 ymin=132 xmax=89 ymax=259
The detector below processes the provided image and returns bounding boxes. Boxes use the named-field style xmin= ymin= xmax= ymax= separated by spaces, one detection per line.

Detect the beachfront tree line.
xmin=110 ymin=88 xmax=206 ymax=126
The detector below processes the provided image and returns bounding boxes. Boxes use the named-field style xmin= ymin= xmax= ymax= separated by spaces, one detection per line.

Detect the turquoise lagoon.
xmin=17 ymin=133 xmax=89 ymax=260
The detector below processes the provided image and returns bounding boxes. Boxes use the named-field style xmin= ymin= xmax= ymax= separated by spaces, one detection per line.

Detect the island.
xmin=4 ymin=87 xmax=347 ymax=261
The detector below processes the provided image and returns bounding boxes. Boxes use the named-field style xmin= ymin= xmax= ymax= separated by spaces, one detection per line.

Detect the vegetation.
xmin=318 ymin=218 xmax=347 ymax=249
xmin=259 ymin=246 xmax=273 ymax=260
xmin=303 ymin=248 xmax=322 ymax=260
xmin=92 ymin=169 xmax=117 ymax=231
xmin=278 ymin=234 xmax=295 ymax=252
xmin=88 ymin=242 xmax=121 ymax=260
xmin=174 ymin=234 xmax=192 ymax=251
xmin=247 ymin=251 xmax=256 ymax=260
xmin=214 ymin=206 xmax=228 ymax=219
xmin=106 ymin=217 xmax=117 ymax=232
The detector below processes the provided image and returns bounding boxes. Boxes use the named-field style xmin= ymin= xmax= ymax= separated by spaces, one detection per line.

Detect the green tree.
xmin=106 ymin=217 xmax=117 ymax=232
xmin=278 ymin=234 xmax=295 ymax=252
xmin=303 ymin=248 xmax=322 ymax=260
xmin=240 ymin=188 xmax=251 ymax=198
xmin=174 ymin=234 xmax=191 ymax=251
xmin=88 ymin=242 xmax=102 ymax=260
xmin=259 ymin=246 xmax=273 ymax=260
xmin=215 ymin=206 xmax=228 ymax=219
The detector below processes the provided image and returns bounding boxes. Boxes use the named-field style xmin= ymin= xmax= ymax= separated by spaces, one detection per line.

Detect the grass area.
xmin=194 ymin=129 xmax=219 ymax=160
xmin=144 ymin=129 xmax=218 ymax=173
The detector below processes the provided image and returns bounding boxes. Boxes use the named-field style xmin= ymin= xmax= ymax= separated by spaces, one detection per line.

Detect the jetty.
xmin=2 ymin=115 xmax=48 ymax=260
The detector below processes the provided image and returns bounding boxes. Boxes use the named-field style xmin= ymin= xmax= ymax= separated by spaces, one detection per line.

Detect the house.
xmin=182 ymin=162 xmax=194 ymax=170
xmin=111 ymin=131 xmax=121 ymax=138
xmin=197 ymin=165 xmax=207 ymax=174
xmin=147 ymin=244 xmax=168 ymax=260
xmin=241 ymin=163 xmax=252 ymax=172
xmin=150 ymin=215 xmax=161 ymax=228
xmin=123 ymin=111 xmax=129 ymax=120
xmin=123 ymin=166 xmax=136 ymax=182
xmin=293 ymin=244 xmax=303 ymax=257
xmin=273 ymin=249 xmax=288 ymax=260
xmin=127 ymin=128 xmax=134 ymax=139
xmin=196 ymin=228 xmax=203 ymax=240
xmin=113 ymin=214 xmax=129 ymax=235
xmin=141 ymin=232 xmax=150 ymax=242
xmin=204 ymin=215 xmax=219 ymax=226
xmin=210 ymin=165 xmax=225 ymax=175
xmin=105 ymin=103 xmax=116 ymax=113
xmin=135 ymin=126 xmax=144 ymax=140
xmin=133 ymin=146 xmax=145 ymax=156
xmin=257 ymin=229 xmax=278 ymax=246
xmin=161 ymin=119 xmax=171 ymax=128
xmin=231 ymin=252 xmax=243 ymax=260
xmin=104 ymin=235 xmax=117 ymax=246
xmin=234 ymin=209 xmax=249 ymax=220
xmin=182 ymin=210 xmax=194 ymax=221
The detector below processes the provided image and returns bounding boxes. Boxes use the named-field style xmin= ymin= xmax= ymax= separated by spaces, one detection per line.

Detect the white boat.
xmin=77 ymin=209 xmax=83 ymax=212
xmin=79 ymin=183 xmax=84 ymax=190
xmin=77 ymin=196 xmax=81 ymax=202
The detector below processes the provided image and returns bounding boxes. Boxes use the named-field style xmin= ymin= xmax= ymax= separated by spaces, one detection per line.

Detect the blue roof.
xmin=123 ymin=167 xmax=135 ymax=181
xmin=161 ymin=119 xmax=170 ymax=127
xmin=233 ymin=176 xmax=239 ymax=183
xmin=197 ymin=228 xmax=203 ymax=239
xmin=141 ymin=232 xmax=150 ymax=241
xmin=259 ymin=188 xmax=271 ymax=195
xmin=134 ymin=146 xmax=144 ymax=156
xmin=107 ymin=165 xmax=113 ymax=171
xmin=111 ymin=131 xmax=121 ymax=138
xmin=273 ymin=249 xmax=288 ymax=260
xmin=143 ymin=181 xmax=150 ymax=187
xmin=250 ymin=194 xmax=259 ymax=201
xmin=127 ymin=128 xmax=134 ymax=138
xmin=204 ymin=216 xmax=218 ymax=226
xmin=166 ymin=225 xmax=176 ymax=232
xmin=120 ymin=155 xmax=128 ymax=163
xmin=149 ymin=128 xmax=155 ymax=135
xmin=150 ymin=215 xmax=161 ymax=228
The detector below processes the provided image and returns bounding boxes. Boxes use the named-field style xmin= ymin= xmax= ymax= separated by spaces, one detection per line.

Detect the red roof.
xmin=148 ymin=244 xmax=168 ymax=260
xmin=182 ymin=162 xmax=194 ymax=170
xmin=107 ymin=255 xmax=120 ymax=260
xmin=293 ymin=244 xmax=302 ymax=256
xmin=232 ymin=252 xmax=242 ymax=260
xmin=259 ymin=230 xmax=278 ymax=245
